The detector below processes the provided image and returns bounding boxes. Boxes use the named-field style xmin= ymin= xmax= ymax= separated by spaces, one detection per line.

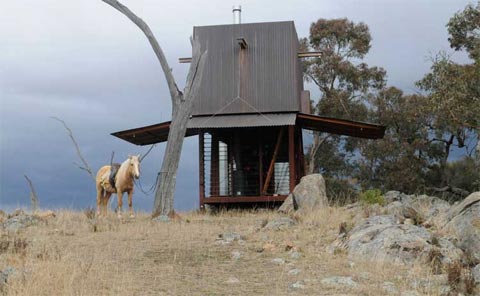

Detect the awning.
xmin=296 ymin=113 xmax=385 ymax=139
xmin=111 ymin=112 xmax=385 ymax=145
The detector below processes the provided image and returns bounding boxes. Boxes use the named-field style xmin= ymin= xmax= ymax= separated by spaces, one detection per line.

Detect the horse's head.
xmin=129 ymin=154 xmax=141 ymax=179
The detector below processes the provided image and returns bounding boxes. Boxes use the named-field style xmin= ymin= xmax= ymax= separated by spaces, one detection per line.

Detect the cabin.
xmin=111 ymin=8 xmax=385 ymax=209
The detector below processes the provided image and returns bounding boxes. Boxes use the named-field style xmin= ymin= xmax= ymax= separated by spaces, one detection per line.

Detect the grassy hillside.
xmin=1 ymin=208 xmax=447 ymax=295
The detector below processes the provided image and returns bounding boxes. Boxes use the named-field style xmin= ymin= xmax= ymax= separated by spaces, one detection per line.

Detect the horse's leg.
xmin=117 ymin=190 xmax=123 ymax=218
xmin=128 ymin=189 xmax=134 ymax=218
xmin=103 ymin=192 xmax=112 ymax=216
xmin=96 ymin=185 xmax=104 ymax=216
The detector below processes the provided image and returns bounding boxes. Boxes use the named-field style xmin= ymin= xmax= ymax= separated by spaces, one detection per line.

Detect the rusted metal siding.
xmin=192 ymin=21 xmax=302 ymax=116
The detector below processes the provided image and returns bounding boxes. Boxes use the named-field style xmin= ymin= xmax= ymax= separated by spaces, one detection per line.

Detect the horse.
xmin=95 ymin=155 xmax=140 ymax=218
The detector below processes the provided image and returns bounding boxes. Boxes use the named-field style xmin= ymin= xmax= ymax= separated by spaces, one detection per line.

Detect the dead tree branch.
xmin=51 ymin=117 xmax=95 ymax=181
xmin=24 ymin=175 xmax=39 ymax=212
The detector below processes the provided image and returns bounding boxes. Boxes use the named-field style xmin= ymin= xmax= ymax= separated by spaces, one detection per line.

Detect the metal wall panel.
xmin=192 ymin=21 xmax=302 ymax=116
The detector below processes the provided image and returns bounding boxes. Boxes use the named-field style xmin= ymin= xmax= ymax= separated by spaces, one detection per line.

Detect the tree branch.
xmin=24 ymin=175 xmax=39 ymax=212
xmin=101 ymin=0 xmax=182 ymax=101
xmin=51 ymin=117 xmax=95 ymax=181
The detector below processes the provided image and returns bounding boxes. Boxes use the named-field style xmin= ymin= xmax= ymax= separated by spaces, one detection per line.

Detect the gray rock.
xmin=473 ymin=264 xmax=480 ymax=285
xmin=400 ymin=291 xmax=421 ymax=296
xmin=382 ymin=281 xmax=397 ymax=295
xmin=346 ymin=215 xmax=432 ymax=264
xmin=288 ymin=268 xmax=301 ymax=276
xmin=263 ymin=217 xmax=296 ymax=231
xmin=2 ymin=214 xmax=40 ymax=232
xmin=288 ymin=280 xmax=305 ymax=290
xmin=384 ymin=191 xmax=409 ymax=203
xmin=231 ymin=251 xmax=242 ymax=261
xmin=436 ymin=237 xmax=464 ymax=265
xmin=219 ymin=232 xmax=242 ymax=242
xmin=444 ymin=192 xmax=480 ymax=264
xmin=278 ymin=174 xmax=328 ymax=213
xmin=320 ymin=276 xmax=357 ymax=288
xmin=386 ymin=202 xmax=423 ymax=224
xmin=225 ymin=276 xmax=240 ymax=284
xmin=152 ymin=215 xmax=170 ymax=223
xmin=272 ymin=258 xmax=285 ymax=265
xmin=289 ymin=251 xmax=302 ymax=260
xmin=0 ymin=267 xmax=16 ymax=286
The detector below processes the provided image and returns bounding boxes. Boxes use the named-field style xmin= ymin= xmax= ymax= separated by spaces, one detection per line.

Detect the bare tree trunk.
xmin=307 ymin=133 xmax=330 ymax=174
xmin=24 ymin=175 xmax=39 ymax=212
xmin=101 ymin=0 xmax=207 ymax=217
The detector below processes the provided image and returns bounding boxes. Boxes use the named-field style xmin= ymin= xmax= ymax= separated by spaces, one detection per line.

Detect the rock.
xmin=278 ymin=174 xmax=328 ymax=213
xmin=320 ymin=276 xmax=357 ymax=288
xmin=400 ymin=291 xmax=421 ymax=296
xmin=288 ymin=268 xmax=301 ymax=276
xmin=436 ymin=237 xmax=464 ymax=265
xmin=384 ymin=191 xmax=410 ymax=203
xmin=444 ymin=192 xmax=480 ymax=264
xmin=288 ymin=280 xmax=305 ymax=290
xmin=263 ymin=217 xmax=296 ymax=231
xmin=219 ymin=232 xmax=243 ymax=242
xmin=289 ymin=251 xmax=302 ymax=260
xmin=272 ymin=258 xmax=285 ymax=265
xmin=225 ymin=276 xmax=240 ymax=284
xmin=0 ymin=267 xmax=16 ymax=286
xmin=152 ymin=215 xmax=170 ymax=223
xmin=2 ymin=214 xmax=41 ymax=232
xmin=8 ymin=209 xmax=25 ymax=218
xmin=345 ymin=215 xmax=433 ymax=264
xmin=386 ymin=201 xmax=424 ymax=224
xmin=473 ymin=264 xmax=480 ymax=285
xmin=382 ymin=281 xmax=398 ymax=295
xmin=231 ymin=251 xmax=242 ymax=261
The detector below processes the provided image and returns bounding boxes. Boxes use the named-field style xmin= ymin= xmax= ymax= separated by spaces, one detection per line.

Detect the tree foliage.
xmin=302 ymin=19 xmax=386 ymax=192
xmin=305 ymin=4 xmax=479 ymax=199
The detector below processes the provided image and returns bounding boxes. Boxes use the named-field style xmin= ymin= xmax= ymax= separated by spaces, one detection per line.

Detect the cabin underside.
xmin=198 ymin=126 xmax=304 ymax=208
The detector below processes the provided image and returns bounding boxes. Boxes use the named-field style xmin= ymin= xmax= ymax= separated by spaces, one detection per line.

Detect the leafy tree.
xmin=417 ymin=2 xmax=479 ymax=189
xmin=301 ymin=18 xmax=385 ymax=194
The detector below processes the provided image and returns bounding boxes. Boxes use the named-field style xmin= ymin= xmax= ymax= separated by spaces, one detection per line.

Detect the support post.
xmin=288 ymin=125 xmax=295 ymax=193
xmin=258 ymin=130 xmax=264 ymax=196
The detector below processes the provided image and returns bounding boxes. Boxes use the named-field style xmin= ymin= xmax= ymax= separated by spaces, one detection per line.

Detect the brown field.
xmin=1 ymin=208 xmax=446 ymax=295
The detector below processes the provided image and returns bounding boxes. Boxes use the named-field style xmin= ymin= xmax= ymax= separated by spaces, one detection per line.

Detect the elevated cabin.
xmin=112 ymin=19 xmax=385 ymax=209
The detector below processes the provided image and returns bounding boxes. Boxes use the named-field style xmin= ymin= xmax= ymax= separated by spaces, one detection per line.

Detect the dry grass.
xmin=0 ymin=207 xmax=456 ymax=295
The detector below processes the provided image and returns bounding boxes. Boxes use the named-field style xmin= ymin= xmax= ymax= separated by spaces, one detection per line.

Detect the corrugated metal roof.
xmin=192 ymin=21 xmax=302 ymax=116
xmin=187 ymin=113 xmax=296 ymax=128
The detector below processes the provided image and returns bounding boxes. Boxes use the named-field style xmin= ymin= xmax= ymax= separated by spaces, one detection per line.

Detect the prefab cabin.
xmin=112 ymin=16 xmax=385 ymax=209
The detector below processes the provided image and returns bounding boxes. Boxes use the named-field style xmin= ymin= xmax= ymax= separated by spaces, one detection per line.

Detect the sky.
xmin=0 ymin=0 xmax=473 ymax=212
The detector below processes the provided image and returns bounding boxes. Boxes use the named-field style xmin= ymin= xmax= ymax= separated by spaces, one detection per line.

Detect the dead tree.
xmin=101 ymin=0 xmax=207 ymax=217
xmin=51 ymin=116 xmax=95 ymax=181
xmin=24 ymin=175 xmax=39 ymax=212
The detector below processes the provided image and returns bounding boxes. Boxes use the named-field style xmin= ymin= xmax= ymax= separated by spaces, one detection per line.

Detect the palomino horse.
xmin=95 ymin=155 xmax=140 ymax=217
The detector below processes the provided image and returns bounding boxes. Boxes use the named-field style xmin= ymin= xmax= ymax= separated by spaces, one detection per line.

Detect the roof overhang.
xmin=111 ymin=113 xmax=385 ymax=146
xmin=296 ymin=113 xmax=385 ymax=139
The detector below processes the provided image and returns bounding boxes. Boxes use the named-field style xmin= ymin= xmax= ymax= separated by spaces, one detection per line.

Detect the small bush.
xmin=359 ymin=189 xmax=385 ymax=205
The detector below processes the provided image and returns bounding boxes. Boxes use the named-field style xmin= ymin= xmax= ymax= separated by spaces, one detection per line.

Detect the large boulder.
xmin=443 ymin=192 xmax=480 ymax=264
xmin=345 ymin=215 xmax=433 ymax=264
xmin=278 ymin=174 xmax=328 ymax=213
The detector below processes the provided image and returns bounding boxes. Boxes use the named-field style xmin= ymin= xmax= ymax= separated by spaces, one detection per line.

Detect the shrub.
xmin=359 ymin=189 xmax=385 ymax=205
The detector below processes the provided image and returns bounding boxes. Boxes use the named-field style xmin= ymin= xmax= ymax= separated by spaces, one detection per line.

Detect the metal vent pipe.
xmin=232 ymin=5 xmax=241 ymax=24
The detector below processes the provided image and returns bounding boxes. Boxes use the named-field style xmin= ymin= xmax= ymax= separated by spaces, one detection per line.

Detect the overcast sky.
xmin=0 ymin=0 xmax=473 ymax=212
